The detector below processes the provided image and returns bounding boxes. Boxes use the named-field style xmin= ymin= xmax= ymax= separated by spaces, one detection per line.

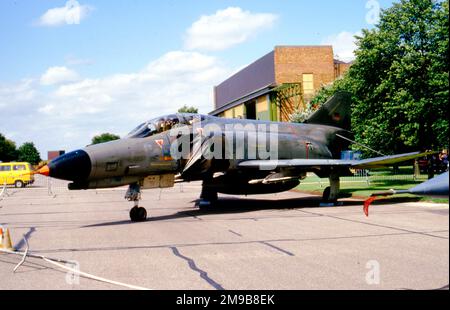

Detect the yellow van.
xmin=0 ymin=162 xmax=34 ymax=188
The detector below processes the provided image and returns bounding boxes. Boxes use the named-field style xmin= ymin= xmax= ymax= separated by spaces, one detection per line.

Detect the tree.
xmin=310 ymin=0 xmax=449 ymax=156
xmin=0 ymin=133 xmax=18 ymax=162
xmin=178 ymin=105 xmax=198 ymax=113
xmin=91 ymin=133 xmax=121 ymax=145
xmin=17 ymin=142 xmax=41 ymax=165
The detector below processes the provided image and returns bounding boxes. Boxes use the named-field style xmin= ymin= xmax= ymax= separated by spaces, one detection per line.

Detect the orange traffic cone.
xmin=0 ymin=227 xmax=14 ymax=251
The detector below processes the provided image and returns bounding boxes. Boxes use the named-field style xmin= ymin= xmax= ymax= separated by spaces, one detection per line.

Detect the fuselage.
xmin=45 ymin=114 xmax=351 ymax=193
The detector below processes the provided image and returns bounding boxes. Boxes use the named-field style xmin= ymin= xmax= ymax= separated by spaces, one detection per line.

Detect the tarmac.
xmin=0 ymin=176 xmax=448 ymax=290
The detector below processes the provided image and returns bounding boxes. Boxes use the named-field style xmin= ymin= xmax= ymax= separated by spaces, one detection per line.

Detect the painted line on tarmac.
xmin=299 ymin=209 xmax=449 ymax=240
xmin=170 ymin=246 xmax=224 ymax=290
xmin=228 ymin=230 xmax=242 ymax=237
xmin=259 ymin=241 xmax=295 ymax=256
xmin=23 ymin=230 xmax=449 ymax=257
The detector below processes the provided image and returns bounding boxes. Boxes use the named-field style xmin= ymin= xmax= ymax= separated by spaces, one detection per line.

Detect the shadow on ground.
xmin=83 ymin=195 xmax=423 ymax=228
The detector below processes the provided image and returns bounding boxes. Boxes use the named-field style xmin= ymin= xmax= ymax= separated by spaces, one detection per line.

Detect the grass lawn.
xmin=293 ymin=168 xmax=449 ymax=204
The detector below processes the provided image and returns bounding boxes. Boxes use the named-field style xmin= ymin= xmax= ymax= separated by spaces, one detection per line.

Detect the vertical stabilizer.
xmin=304 ymin=92 xmax=351 ymax=130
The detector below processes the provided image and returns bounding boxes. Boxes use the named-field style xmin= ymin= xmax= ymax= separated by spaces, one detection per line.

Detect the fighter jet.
xmin=36 ymin=92 xmax=431 ymax=221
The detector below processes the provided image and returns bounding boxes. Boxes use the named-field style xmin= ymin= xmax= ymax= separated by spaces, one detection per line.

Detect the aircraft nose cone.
xmin=48 ymin=150 xmax=92 ymax=182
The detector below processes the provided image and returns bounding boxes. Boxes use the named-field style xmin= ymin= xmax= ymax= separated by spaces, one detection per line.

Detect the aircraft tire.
xmin=198 ymin=199 xmax=214 ymax=211
xmin=130 ymin=206 xmax=147 ymax=222
xmin=322 ymin=186 xmax=337 ymax=203
xmin=200 ymin=189 xmax=218 ymax=202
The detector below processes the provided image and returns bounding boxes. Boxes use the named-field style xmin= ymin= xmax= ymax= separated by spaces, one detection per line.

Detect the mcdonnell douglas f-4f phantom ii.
xmin=36 ymin=93 xmax=430 ymax=221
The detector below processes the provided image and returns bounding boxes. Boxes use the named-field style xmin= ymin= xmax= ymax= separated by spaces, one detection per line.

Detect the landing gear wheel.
xmin=198 ymin=199 xmax=214 ymax=211
xmin=202 ymin=191 xmax=218 ymax=202
xmin=130 ymin=206 xmax=147 ymax=222
xmin=322 ymin=186 xmax=340 ymax=203
xmin=198 ymin=188 xmax=218 ymax=211
xmin=322 ymin=186 xmax=331 ymax=201
xmin=322 ymin=186 xmax=338 ymax=203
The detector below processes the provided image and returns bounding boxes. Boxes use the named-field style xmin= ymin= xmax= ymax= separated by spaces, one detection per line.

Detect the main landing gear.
xmin=125 ymin=183 xmax=147 ymax=222
xmin=197 ymin=184 xmax=218 ymax=211
xmin=322 ymin=174 xmax=340 ymax=204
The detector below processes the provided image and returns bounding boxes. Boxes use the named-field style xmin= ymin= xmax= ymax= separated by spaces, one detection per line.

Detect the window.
xmin=234 ymin=105 xmax=244 ymax=119
xmin=302 ymin=74 xmax=314 ymax=95
xmin=13 ymin=165 xmax=26 ymax=171
xmin=0 ymin=165 xmax=11 ymax=171
xmin=256 ymin=97 xmax=268 ymax=113
xmin=224 ymin=109 xmax=234 ymax=118
xmin=126 ymin=114 xmax=206 ymax=138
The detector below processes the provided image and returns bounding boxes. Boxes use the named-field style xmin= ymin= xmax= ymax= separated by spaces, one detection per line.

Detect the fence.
xmin=304 ymin=167 xmax=429 ymax=189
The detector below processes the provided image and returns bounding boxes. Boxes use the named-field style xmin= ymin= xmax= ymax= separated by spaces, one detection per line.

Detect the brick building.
xmin=209 ymin=46 xmax=351 ymax=121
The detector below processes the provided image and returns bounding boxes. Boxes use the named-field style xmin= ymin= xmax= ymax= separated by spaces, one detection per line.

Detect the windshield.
xmin=126 ymin=113 xmax=206 ymax=138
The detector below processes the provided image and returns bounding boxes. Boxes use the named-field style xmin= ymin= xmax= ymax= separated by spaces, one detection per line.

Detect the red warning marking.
xmin=363 ymin=196 xmax=377 ymax=217
xmin=155 ymin=139 xmax=164 ymax=149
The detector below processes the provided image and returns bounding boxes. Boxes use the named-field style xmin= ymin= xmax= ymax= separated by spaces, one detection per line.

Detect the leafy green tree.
xmin=91 ymin=133 xmax=121 ymax=145
xmin=17 ymin=142 xmax=41 ymax=165
xmin=0 ymin=133 xmax=18 ymax=162
xmin=178 ymin=105 xmax=198 ymax=113
xmin=310 ymin=0 xmax=449 ymax=156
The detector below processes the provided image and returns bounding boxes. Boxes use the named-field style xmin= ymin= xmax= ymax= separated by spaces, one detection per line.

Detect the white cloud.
xmin=38 ymin=0 xmax=93 ymax=27
xmin=45 ymin=51 xmax=229 ymax=118
xmin=185 ymin=7 xmax=278 ymax=51
xmin=0 ymin=79 xmax=37 ymax=110
xmin=321 ymin=31 xmax=361 ymax=62
xmin=40 ymin=66 xmax=80 ymax=86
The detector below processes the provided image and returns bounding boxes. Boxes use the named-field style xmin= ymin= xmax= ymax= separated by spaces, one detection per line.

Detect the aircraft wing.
xmin=350 ymin=152 xmax=434 ymax=169
xmin=238 ymin=151 xmax=432 ymax=170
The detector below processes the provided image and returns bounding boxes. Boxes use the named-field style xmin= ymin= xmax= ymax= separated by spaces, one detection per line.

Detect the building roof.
xmin=334 ymin=59 xmax=353 ymax=64
xmin=214 ymin=50 xmax=275 ymax=111
xmin=209 ymin=84 xmax=275 ymax=116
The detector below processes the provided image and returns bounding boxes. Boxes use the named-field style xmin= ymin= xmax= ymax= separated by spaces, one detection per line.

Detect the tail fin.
xmin=304 ymin=91 xmax=351 ymax=130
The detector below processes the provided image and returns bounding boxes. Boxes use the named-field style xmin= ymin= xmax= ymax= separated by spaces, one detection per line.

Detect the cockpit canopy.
xmin=126 ymin=113 xmax=207 ymax=138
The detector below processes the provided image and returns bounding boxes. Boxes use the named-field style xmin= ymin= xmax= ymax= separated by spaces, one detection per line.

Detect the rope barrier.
xmin=0 ymin=180 xmax=10 ymax=200
xmin=0 ymin=241 xmax=151 ymax=290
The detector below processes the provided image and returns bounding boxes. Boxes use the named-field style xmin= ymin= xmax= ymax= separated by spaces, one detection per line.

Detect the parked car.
xmin=0 ymin=162 xmax=34 ymax=188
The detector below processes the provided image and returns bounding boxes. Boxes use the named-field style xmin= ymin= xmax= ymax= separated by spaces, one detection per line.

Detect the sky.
xmin=0 ymin=0 xmax=396 ymax=157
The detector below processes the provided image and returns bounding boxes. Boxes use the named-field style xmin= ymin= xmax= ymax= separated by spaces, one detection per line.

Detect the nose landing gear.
xmin=130 ymin=205 xmax=147 ymax=222
xmin=125 ymin=183 xmax=147 ymax=222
